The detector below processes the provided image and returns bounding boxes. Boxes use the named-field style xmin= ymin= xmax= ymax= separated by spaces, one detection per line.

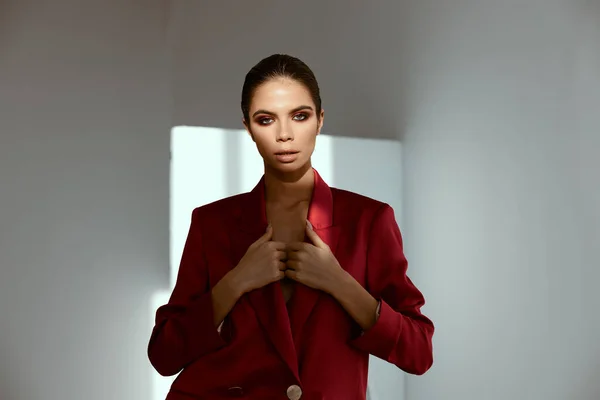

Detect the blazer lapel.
xmin=228 ymin=169 xmax=339 ymax=379
xmin=288 ymin=170 xmax=340 ymax=346
xmin=228 ymin=176 xmax=300 ymax=381
xmin=289 ymin=225 xmax=340 ymax=347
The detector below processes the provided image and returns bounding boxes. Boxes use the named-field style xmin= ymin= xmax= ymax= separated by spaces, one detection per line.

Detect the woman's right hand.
xmin=231 ymin=225 xmax=287 ymax=294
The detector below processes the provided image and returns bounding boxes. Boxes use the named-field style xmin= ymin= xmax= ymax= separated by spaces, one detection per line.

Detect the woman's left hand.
xmin=284 ymin=221 xmax=346 ymax=294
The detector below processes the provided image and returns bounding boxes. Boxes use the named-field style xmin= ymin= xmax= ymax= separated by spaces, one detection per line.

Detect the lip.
xmin=274 ymin=150 xmax=299 ymax=163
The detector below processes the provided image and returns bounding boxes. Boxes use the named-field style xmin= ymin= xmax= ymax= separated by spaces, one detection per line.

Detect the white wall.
xmin=0 ymin=1 xmax=171 ymax=399
xmin=399 ymin=1 xmax=600 ymax=399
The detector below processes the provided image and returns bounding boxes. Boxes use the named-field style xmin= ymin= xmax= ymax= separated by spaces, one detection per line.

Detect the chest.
xmin=267 ymin=204 xmax=309 ymax=303
xmin=268 ymin=205 xmax=307 ymax=243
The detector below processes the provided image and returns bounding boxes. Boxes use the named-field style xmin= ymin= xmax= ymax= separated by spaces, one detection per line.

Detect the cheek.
xmin=300 ymin=125 xmax=318 ymax=144
xmin=252 ymin=131 xmax=274 ymax=154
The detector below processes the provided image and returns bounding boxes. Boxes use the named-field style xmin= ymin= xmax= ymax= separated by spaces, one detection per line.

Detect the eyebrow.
xmin=252 ymin=105 xmax=314 ymax=118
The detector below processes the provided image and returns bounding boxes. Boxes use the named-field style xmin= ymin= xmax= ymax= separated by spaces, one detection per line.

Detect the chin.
xmin=267 ymin=158 xmax=311 ymax=175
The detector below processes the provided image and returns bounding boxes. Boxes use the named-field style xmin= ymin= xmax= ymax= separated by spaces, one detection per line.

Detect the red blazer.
xmin=148 ymin=169 xmax=434 ymax=400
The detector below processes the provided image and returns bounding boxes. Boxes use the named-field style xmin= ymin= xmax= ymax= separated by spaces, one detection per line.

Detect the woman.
xmin=148 ymin=54 xmax=434 ymax=400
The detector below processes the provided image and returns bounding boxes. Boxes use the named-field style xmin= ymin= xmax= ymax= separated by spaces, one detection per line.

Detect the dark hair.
xmin=241 ymin=54 xmax=322 ymax=123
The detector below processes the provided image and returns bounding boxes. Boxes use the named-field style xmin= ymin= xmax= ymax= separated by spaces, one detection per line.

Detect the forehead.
xmin=250 ymin=78 xmax=314 ymax=111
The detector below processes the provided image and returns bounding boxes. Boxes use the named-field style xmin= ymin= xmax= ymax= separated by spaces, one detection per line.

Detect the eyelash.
xmin=257 ymin=113 xmax=309 ymax=125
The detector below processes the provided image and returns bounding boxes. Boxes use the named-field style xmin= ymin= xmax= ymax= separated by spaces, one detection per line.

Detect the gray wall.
xmin=0 ymin=1 xmax=171 ymax=399
xmin=169 ymin=0 xmax=407 ymax=139
xmin=400 ymin=1 xmax=600 ymax=400
xmin=1 ymin=1 xmax=598 ymax=399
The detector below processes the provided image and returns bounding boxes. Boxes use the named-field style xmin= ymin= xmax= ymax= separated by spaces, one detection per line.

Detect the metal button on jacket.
xmin=227 ymin=386 xmax=244 ymax=397
xmin=286 ymin=384 xmax=302 ymax=400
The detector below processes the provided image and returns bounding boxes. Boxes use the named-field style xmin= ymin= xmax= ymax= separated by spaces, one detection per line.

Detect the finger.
xmin=286 ymin=260 xmax=299 ymax=270
xmin=284 ymin=269 xmax=299 ymax=281
xmin=268 ymin=241 xmax=288 ymax=251
xmin=278 ymin=261 xmax=287 ymax=271
xmin=305 ymin=221 xmax=327 ymax=249
xmin=286 ymin=250 xmax=298 ymax=261
xmin=276 ymin=250 xmax=287 ymax=261
xmin=286 ymin=242 xmax=307 ymax=252
xmin=286 ymin=250 xmax=306 ymax=261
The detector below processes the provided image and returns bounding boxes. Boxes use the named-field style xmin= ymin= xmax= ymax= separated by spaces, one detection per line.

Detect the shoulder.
xmin=331 ymin=187 xmax=387 ymax=210
xmin=331 ymin=187 xmax=394 ymax=226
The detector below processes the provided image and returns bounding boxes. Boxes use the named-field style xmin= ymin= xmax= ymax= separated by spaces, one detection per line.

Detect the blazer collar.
xmin=238 ymin=168 xmax=334 ymax=234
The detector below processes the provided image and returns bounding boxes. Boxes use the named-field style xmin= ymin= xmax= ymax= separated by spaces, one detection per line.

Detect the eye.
xmin=257 ymin=117 xmax=274 ymax=125
xmin=293 ymin=113 xmax=308 ymax=121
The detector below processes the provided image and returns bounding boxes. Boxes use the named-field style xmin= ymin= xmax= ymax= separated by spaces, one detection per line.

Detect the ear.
xmin=243 ymin=118 xmax=256 ymax=142
xmin=316 ymin=109 xmax=325 ymax=135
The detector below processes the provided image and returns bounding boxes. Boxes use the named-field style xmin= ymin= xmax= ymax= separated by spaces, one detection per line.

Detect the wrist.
xmin=330 ymin=268 xmax=354 ymax=298
xmin=222 ymin=269 xmax=246 ymax=298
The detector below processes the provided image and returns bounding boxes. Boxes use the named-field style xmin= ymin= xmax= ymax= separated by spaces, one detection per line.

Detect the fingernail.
xmin=266 ymin=223 xmax=271 ymax=231
xmin=307 ymin=220 xmax=313 ymax=230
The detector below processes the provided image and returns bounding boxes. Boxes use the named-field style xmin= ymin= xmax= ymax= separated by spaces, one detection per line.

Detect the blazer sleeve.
xmin=148 ymin=207 xmax=228 ymax=376
xmin=349 ymin=204 xmax=435 ymax=375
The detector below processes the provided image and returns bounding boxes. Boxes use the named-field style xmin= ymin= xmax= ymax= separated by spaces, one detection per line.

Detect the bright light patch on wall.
xmin=152 ymin=125 xmax=404 ymax=400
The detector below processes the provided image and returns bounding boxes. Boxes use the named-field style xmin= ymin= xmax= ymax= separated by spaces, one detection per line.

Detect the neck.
xmin=264 ymin=162 xmax=314 ymax=207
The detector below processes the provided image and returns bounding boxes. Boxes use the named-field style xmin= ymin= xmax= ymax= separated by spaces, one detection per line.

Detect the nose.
xmin=276 ymin=121 xmax=293 ymax=142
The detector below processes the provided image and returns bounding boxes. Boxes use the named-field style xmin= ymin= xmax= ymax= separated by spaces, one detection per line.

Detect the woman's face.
xmin=244 ymin=78 xmax=324 ymax=175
